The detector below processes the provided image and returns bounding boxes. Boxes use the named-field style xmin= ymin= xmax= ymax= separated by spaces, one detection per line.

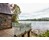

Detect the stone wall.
xmin=0 ymin=14 xmax=12 ymax=30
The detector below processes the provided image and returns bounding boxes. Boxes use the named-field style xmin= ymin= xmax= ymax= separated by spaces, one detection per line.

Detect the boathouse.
xmin=0 ymin=3 xmax=12 ymax=29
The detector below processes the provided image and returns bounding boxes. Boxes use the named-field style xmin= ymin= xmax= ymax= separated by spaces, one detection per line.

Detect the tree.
xmin=11 ymin=4 xmax=21 ymax=22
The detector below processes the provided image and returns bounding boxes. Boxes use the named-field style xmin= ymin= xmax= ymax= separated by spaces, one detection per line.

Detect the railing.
xmin=12 ymin=22 xmax=31 ymax=36
xmin=12 ymin=22 xmax=31 ymax=30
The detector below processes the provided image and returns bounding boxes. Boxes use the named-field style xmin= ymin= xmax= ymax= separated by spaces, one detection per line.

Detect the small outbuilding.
xmin=0 ymin=3 xmax=12 ymax=29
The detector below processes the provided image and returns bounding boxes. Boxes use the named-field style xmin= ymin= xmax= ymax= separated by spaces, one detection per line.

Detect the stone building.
xmin=0 ymin=3 xmax=12 ymax=30
xmin=0 ymin=3 xmax=21 ymax=37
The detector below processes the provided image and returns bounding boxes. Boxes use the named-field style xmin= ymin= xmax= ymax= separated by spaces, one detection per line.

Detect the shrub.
xmin=38 ymin=30 xmax=49 ymax=37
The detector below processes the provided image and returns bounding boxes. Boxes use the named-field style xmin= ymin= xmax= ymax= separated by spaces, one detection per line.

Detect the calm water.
xmin=19 ymin=21 xmax=49 ymax=31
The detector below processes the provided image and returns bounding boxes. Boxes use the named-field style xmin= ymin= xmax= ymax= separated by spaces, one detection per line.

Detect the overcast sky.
xmin=16 ymin=3 xmax=49 ymax=19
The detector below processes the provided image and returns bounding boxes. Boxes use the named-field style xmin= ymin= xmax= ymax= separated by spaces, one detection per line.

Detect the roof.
xmin=0 ymin=3 xmax=12 ymax=15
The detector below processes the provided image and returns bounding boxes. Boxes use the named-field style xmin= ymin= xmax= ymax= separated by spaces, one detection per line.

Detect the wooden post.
xmin=28 ymin=29 xmax=31 ymax=37
xmin=14 ymin=35 xmax=17 ymax=37
xmin=28 ymin=31 xmax=30 ymax=37
xmin=22 ymin=31 xmax=26 ymax=37
xmin=22 ymin=34 xmax=24 ymax=37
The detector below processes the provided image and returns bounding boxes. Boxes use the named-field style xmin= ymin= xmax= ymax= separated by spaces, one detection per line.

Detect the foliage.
xmin=38 ymin=30 xmax=49 ymax=37
xmin=12 ymin=4 xmax=21 ymax=22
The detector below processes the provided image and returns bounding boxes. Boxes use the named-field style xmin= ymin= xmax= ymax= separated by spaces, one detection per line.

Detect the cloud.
xmin=19 ymin=3 xmax=49 ymax=19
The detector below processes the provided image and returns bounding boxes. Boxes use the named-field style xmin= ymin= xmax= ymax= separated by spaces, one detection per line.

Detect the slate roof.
xmin=0 ymin=3 xmax=12 ymax=15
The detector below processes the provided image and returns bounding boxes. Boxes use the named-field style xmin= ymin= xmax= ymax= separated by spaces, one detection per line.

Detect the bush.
xmin=38 ymin=30 xmax=49 ymax=37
